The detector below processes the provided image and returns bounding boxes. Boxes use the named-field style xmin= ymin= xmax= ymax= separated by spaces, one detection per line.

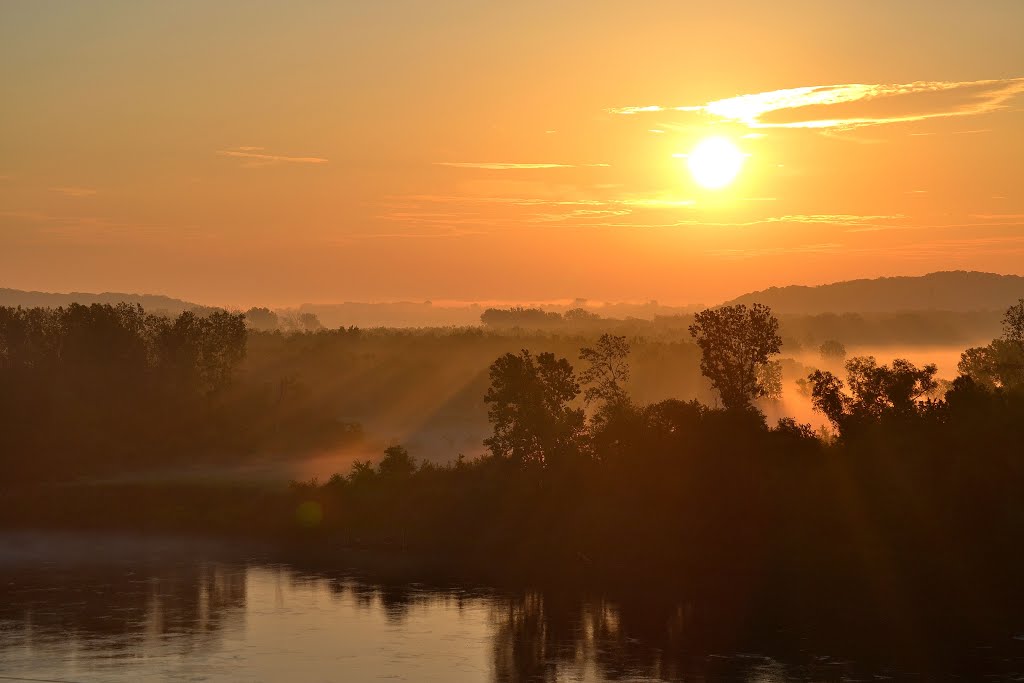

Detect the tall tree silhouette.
xmin=484 ymin=350 xmax=584 ymax=467
xmin=688 ymin=304 xmax=782 ymax=409
xmin=957 ymin=298 xmax=1024 ymax=390
xmin=578 ymin=334 xmax=630 ymax=407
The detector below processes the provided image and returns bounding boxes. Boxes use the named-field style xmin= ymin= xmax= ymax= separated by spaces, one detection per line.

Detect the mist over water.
xmin=290 ymin=343 xmax=977 ymax=481
xmin=754 ymin=343 xmax=976 ymax=434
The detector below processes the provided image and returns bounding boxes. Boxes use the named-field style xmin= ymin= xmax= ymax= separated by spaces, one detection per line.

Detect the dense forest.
xmin=0 ymin=303 xmax=716 ymax=478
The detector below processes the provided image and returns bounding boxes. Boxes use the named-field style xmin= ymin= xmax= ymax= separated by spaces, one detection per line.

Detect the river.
xmin=0 ymin=533 xmax=1020 ymax=682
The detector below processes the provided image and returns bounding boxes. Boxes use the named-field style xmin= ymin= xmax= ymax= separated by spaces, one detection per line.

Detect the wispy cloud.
xmin=846 ymin=217 xmax=1024 ymax=233
xmin=527 ymin=209 xmax=632 ymax=223
xmin=0 ymin=210 xmax=204 ymax=244
xmin=434 ymin=162 xmax=609 ymax=170
xmin=217 ymin=147 xmax=328 ymax=165
xmin=50 ymin=186 xmax=97 ymax=197
xmin=909 ymin=128 xmax=992 ymax=137
xmin=393 ymin=194 xmax=606 ymax=207
xmin=338 ymin=226 xmax=487 ymax=242
xmin=393 ymin=194 xmax=691 ymax=209
xmin=571 ymin=214 xmax=902 ymax=230
xmin=619 ymin=198 xmax=695 ymax=209
xmin=883 ymin=236 xmax=1024 ymax=260
xmin=708 ymin=243 xmax=846 ymax=259
xmin=771 ymin=214 xmax=901 ymax=224
xmin=970 ymin=213 xmax=1024 ymax=220
xmin=609 ymin=77 xmax=1024 ymax=130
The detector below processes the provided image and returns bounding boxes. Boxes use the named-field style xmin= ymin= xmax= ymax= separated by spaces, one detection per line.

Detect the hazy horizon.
xmin=4 ymin=267 xmax=1023 ymax=314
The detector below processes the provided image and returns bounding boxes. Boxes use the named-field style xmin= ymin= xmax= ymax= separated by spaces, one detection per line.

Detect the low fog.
xmin=0 ymin=290 xmax=1008 ymax=486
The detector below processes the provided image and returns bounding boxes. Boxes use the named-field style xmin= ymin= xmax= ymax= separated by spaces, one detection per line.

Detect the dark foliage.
xmin=3 ymin=300 xmax=1023 ymax=657
xmin=0 ymin=304 xmax=298 ymax=480
xmin=275 ymin=301 xmax=1024 ymax=647
xmin=688 ymin=303 xmax=783 ymax=409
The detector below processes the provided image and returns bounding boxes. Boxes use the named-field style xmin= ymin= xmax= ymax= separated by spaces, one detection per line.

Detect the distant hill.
xmin=0 ymin=288 xmax=202 ymax=314
xmin=723 ymin=271 xmax=1024 ymax=314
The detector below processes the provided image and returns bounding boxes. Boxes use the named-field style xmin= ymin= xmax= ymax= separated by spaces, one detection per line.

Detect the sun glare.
xmin=686 ymin=136 xmax=746 ymax=190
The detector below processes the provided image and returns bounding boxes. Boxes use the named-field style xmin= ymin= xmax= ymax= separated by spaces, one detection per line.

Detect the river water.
xmin=0 ymin=533 xmax=1020 ymax=682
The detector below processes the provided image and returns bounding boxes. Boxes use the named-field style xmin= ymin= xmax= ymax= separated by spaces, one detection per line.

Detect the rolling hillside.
xmin=723 ymin=271 xmax=1024 ymax=314
xmin=0 ymin=288 xmax=201 ymax=314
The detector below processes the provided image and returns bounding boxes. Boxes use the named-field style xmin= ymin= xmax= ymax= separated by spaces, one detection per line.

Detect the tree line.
xmin=0 ymin=303 xmax=366 ymax=480
xmin=3 ymin=297 xmax=1021 ymax=660
xmin=288 ymin=299 xmax=1024 ymax=635
xmin=0 ymin=304 xmax=252 ymax=478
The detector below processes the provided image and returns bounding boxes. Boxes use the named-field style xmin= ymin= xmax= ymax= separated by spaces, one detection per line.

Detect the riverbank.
xmin=4 ymin=478 xmax=1023 ymax=662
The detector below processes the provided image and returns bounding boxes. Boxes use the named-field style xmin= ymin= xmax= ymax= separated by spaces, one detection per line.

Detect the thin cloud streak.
xmin=708 ymin=243 xmax=846 ymax=259
xmin=395 ymin=195 xmax=610 ymax=207
xmin=339 ymin=226 xmax=488 ymax=241
xmin=50 ymin=186 xmax=98 ymax=197
xmin=609 ymin=77 xmax=1024 ymax=130
xmin=217 ymin=148 xmax=328 ymax=165
xmin=527 ymin=209 xmax=632 ymax=223
xmin=574 ymin=214 xmax=904 ymax=230
xmin=0 ymin=210 xmax=206 ymax=244
xmin=392 ymin=194 xmax=692 ymax=209
xmin=434 ymin=162 xmax=609 ymax=170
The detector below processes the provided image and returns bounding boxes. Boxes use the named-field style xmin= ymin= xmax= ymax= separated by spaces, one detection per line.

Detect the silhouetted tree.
xmin=153 ymin=310 xmax=246 ymax=395
xmin=244 ymin=306 xmax=279 ymax=331
xmin=958 ymin=299 xmax=1024 ymax=389
xmin=564 ymin=307 xmax=600 ymax=322
xmin=819 ymin=339 xmax=846 ymax=363
xmin=378 ymin=444 xmax=416 ymax=478
xmin=1003 ymin=298 xmax=1024 ymax=345
xmin=688 ymin=304 xmax=782 ymax=409
xmin=757 ymin=359 xmax=783 ymax=400
xmin=578 ymin=334 xmax=630 ymax=406
xmin=808 ymin=356 xmax=939 ymax=431
xmin=957 ymin=345 xmax=1001 ymax=387
xmin=483 ymin=350 xmax=584 ymax=467
xmin=298 ymin=312 xmax=323 ymax=332
xmin=0 ymin=304 xmax=253 ymax=480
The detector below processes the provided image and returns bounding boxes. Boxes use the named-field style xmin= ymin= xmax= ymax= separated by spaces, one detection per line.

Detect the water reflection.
xmin=0 ymin=560 xmax=247 ymax=677
xmin=0 ymin=536 xmax=1020 ymax=682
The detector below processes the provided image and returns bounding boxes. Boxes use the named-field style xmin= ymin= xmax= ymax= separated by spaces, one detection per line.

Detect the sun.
xmin=686 ymin=136 xmax=746 ymax=190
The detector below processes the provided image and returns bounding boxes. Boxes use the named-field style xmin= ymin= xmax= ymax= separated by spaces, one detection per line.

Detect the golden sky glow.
xmin=1 ymin=1 xmax=1022 ymax=308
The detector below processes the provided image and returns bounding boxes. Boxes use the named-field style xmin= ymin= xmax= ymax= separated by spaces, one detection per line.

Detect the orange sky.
xmin=1 ymin=1 xmax=1022 ymax=308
